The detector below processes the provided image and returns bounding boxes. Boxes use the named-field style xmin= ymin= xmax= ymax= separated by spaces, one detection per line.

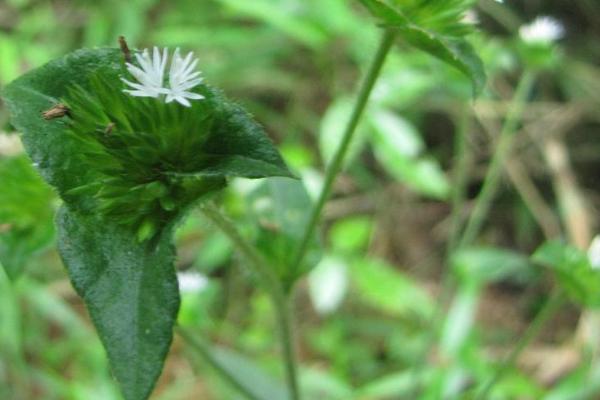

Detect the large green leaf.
xmin=56 ymin=207 xmax=180 ymax=400
xmin=2 ymin=47 xmax=294 ymax=399
xmin=358 ymin=0 xmax=486 ymax=95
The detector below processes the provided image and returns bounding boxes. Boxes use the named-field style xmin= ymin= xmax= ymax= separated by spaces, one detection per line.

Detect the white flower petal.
xmin=173 ymin=96 xmax=191 ymax=107
xmin=179 ymin=91 xmax=205 ymax=100
xmin=123 ymin=46 xmax=204 ymax=106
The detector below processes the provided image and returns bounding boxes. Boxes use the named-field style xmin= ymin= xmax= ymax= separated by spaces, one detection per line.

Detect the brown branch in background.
xmin=542 ymin=138 xmax=591 ymax=249
xmin=540 ymin=134 xmax=600 ymax=384
xmin=472 ymin=105 xmax=561 ymax=240
xmin=118 ymin=35 xmax=131 ymax=63
xmin=504 ymin=158 xmax=562 ymax=240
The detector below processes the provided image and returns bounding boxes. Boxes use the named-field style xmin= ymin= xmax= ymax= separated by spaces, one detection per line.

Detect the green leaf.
xmin=532 ymin=241 xmax=600 ymax=308
xmin=358 ymin=0 xmax=486 ymax=95
xmin=0 ymin=155 xmax=55 ymax=279
xmin=56 ymin=207 xmax=180 ymax=400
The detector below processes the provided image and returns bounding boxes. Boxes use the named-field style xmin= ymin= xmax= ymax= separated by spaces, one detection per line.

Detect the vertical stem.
xmin=447 ymin=113 xmax=472 ymax=256
xmin=200 ymin=203 xmax=301 ymax=400
xmin=476 ymin=290 xmax=563 ymax=399
xmin=291 ymin=29 xmax=396 ymax=271
xmin=459 ymin=70 xmax=536 ymax=249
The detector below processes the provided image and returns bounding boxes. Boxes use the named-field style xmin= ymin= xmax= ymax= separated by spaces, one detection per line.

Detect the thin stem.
xmin=476 ymin=290 xmax=564 ymax=399
xmin=407 ymin=111 xmax=472 ymax=397
xmin=177 ymin=326 xmax=262 ymax=400
xmin=447 ymin=113 xmax=472 ymax=256
xmin=291 ymin=29 xmax=396 ymax=271
xmin=458 ymin=71 xmax=536 ymax=248
xmin=200 ymin=203 xmax=301 ymax=400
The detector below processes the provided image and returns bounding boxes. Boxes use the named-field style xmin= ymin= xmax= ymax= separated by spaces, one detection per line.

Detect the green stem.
xmin=476 ymin=290 xmax=563 ymax=399
xmin=177 ymin=326 xmax=262 ymax=400
xmin=447 ymin=113 xmax=472 ymax=256
xmin=200 ymin=203 xmax=301 ymax=400
xmin=458 ymin=70 xmax=536 ymax=248
xmin=291 ymin=28 xmax=396 ymax=271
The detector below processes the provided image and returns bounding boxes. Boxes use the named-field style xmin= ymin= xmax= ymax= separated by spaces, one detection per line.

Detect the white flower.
xmin=122 ymin=47 xmax=168 ymax=98
xmin=166 ymin=48 xmax=205 ymax=107
xmin=519 ymin=16 xmax=564 ymax=44
xmin=122 ymin=47 xmax=204 ymax=107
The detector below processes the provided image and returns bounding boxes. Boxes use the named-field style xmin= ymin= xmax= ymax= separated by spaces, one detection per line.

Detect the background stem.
xmin=177 ymin=326 xmax=262 ymax=400
xmin=459 ymin=70 xmax=536 ymax=248
xmin=476 ymin=290 xmax=564 ymax=399
xmin=290 ymin=28 xmax=396 ymax=271
xmin=201 ymin=203 xmax=301 ymax=400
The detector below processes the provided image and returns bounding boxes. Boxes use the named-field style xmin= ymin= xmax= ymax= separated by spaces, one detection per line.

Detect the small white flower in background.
xmin=177 ymin=271 xmax=209 ymax=294
xmin=588 ymin=236 xmax=600 ymax=269
xmin=122 ymin=47 xmax=204 ymax=107
xmin=308 ymin=256 xmax=348 ymax=315
xmin=519 ymin=16 xmax=565 ymax=44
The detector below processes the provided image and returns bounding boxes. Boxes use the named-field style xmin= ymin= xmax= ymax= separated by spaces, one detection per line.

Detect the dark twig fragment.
xmin=119 ymin=36 xmax=131 ymax=63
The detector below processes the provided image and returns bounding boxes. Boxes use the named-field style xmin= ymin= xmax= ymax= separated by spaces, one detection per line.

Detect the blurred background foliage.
xmin=1 ymin=0 xmax=600 ymax=399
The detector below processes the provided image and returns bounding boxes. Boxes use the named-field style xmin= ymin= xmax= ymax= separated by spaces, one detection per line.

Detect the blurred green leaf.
xmin=356 ymin=370 xmax=432 ymax=399
xmin=0 ymin=155 xmax=55 ymax=279
xmin=300 ymin=367 xmax=353 ymax=400
xmin=320 ymin=98 xmax=369 ymax=167
xmin=370 ymin=111 xmax=449 ymax=199
xmin=329 ymin=216 xmax=373 ymax=254
xmin=532 ymin=241 xmax=600 ymax=308
xmin=216 ymin=0 xmax=328 ymax=49
xmin=351 ymin=258 xmax=433 ymax=318
xmin=452 ymin=247 xmax=534 ymax=286
xmin=248 ymin=177 xmax=321 ymax=287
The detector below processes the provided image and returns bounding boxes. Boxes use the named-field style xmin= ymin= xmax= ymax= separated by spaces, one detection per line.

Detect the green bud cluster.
xmin=62 ymin=76 xmax=226 ymax=241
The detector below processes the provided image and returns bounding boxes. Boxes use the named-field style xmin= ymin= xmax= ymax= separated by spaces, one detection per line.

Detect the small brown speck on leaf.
xmin=42 ymin=104 xmax=70 ymax=120
xmin=104 ymin=122 xmax=115 ymax=135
